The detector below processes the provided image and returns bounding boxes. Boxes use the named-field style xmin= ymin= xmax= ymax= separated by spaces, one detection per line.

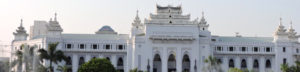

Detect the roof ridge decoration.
xmin=13 ymin=19 xmax=28 ymax=35
xmin=199 ymin=11 xmax=207 ymax=24
xmin=274 ymin=17 xmax=288 ymax=35
xmin=132 ymin=10 xmax=141 ymax=26
xmin=287 ymin=20 xmax=299 ymax=39
xmin=48 ymin=13 xmax=63 ymax=31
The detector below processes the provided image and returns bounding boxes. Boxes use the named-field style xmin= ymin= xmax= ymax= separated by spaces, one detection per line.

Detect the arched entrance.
xmin=168 ymin=54 xmax=176 ymax=72
xmin=182 ymin=54 xmax=190 ymax=72
xmin=117 ymin=57 xmax=124 ymax=72
xmin=241 ymin=59 xmax=247 ymax=70
xmin=153 ymin=54 xmax=161 ymax=72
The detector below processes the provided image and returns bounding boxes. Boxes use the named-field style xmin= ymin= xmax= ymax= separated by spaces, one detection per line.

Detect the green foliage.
xmin=228 ymin=68 xmax=243 ymax=72
xmin=202 ymin=55 xmax=222 ymax=72
xmin=38 ymin=42 xmax=67 ymax=72
xmin=57 ymin=65 xmax=68 ymax=72
xmin=281 ymin=61 xmax=300 ymax=72
xmin=0 ymin=61 xmax=10 ymax=72
xmin=36 ymin=64 xmax=48 ymax=72
xmin=129 ymin=68 xmax=144 ymax=72
xmin=10 ymin=44 xmax=37 ymax=72
xmin=78 ymin=58 xmax=116 ymax=72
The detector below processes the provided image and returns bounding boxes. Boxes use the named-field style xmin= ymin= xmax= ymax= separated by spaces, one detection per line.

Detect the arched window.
xmin=241 ymin=59 xmax=247 ymax=68
xmin=229 ymin=59 xmax=235 ymax=68
xmin=182 ymin=54 xmax=190 ymax=72
xmin=117 ymin=57 xmax=123 ymax=66
xmin=153 ymin=54 xmax=161 ymax=72
xmin=66 ymin=56 xmax=72 ymax=65
xmin=79 ymin=57 xmax=85 ymax=65
xmin=283 ymin=58 xmax=287 ymax=64
xmin=253 ymin=59 xmax=259 ymax=68
xmin=266 ymin=59 xmax=271 ymax=68
xmin=106 ymin=57 xmax=110 ymax=61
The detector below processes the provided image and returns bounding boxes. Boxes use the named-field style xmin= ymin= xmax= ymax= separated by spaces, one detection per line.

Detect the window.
xmin=241 ymin=47 xmax=246 ymax=52
xmin=283 ymin=47 xmax=286 ymax=52
xmin=229 ymin=47 xmax=234 ymax=51
xmin=118 ymin=45 xmax=124 ymax=50
xmin=105 ymin=44 xmax=111 ymax=50
xmin=217 ymin=58 xmax=222 ymax=63
xmin=66 ymin=44 xmax=72 ymax=49
xmin=297 ymin=49 xmax=299 ymax=53
xmin=266 ymin=59 xmax=271 ymax=68
xmin=217 ymin=46 xmax=222 ymax=51
xmin=20 ymin=46 xmax=23 ymax=50
xmin=202 ymin=28 xmax=205 ymax=30
xmin=92 ymin=44 xmax=97 ymax=49
xmin=79 ymin=44 xmax=85 ymax=49
xmin=241 ymin=59 xmax=247 ymax=68
xmin=211 ymin=39 xmax=216 ymax=42
xmin=229 ymin=59 xmax=234 ymax=68
xmin=253 ymin=59 xmax=259 ymax=68
xmin=106 ymin=57 xmax=110 ymax=61
xmin=117 ymin=57 xmax=124 ymax=66
xmin=283 ymin=58 xmax=287 ymax=64
xmin=66 ymin=56 xmax=72 ymax=65
xmin=253 ymin=47 xmax=259 ymax=52
xmin=169 ymin=21 xmax=172 ymax=24
xmin=79 ymin=57 xmax=85 ymax=65
xmin=266 ymin=47 xmax=271 ymax=52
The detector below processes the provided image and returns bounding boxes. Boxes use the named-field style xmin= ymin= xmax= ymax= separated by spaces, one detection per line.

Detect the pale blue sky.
xmin=0 ymin=0 xmax=299 ymax=42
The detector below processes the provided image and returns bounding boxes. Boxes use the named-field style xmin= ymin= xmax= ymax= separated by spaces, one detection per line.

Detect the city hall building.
xmin=10 ymin=5 xmax=300 ymax=72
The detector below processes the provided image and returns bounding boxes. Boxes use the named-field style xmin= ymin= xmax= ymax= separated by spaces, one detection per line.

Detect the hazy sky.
xmin=0 ymin=0 xmax=299 ymax=43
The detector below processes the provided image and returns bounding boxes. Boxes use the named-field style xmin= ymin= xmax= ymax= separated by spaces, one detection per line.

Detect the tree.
xmin=129 ymin=68 xmax=143 ymax=72
xmin=203 ymin=55 xmax=222 ymax=72
xmin=38 ymin=42 xmax=67 ymax=72
xmin=228 ymin=68 xmax=243 ymax=72
xmin=78 ymin=58 xmax=116 ymax=72
xmin=10 ymin=44 xmax=36 ymax=72
xmin=281 ymin=64 xmax=290 ymax=72
xmin=281 ymin=61 xmax=300 ymax=72
xmin=56 ymin=65 xmax=68 ymax=72
xmin=0 ymin=61 xmax=10 ymax=72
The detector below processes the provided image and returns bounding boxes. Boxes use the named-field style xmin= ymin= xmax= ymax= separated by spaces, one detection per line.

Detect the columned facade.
xmin=10 ymin=4 xmax=300 ymax=72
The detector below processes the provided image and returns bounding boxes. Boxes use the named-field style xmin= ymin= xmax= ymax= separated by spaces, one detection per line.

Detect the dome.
xmin=98 ymin=25 xmax=115 ymax=32
xmin=95 ymin=25 xmax=117 ymax=34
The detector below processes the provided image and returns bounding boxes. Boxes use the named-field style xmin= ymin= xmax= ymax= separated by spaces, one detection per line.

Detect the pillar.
xmin=176 ymin=49 xmax=182 ymax=72
xmin=247 ymin=57 xmax=253 ymax=71
xmin=235 ymin=56 xmax=241 ymax=69
xmin=85 ymin=54 xmax=91 ymax=62
xmin=112 ymin=55 xmax=117 ymax=67
xmin=162 ymin=48 xmax=167 ymax=72
xmin=223 ymin=57 xmax=229 ymax=72
xmin=259 ymin=57 xmax=265 ymax=72
xmin=72 ymin=54 xmax=78 ymax=72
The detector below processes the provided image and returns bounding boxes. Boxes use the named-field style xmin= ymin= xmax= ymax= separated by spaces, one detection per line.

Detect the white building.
xmin=10 ymin=5 xmax=300 ymax=72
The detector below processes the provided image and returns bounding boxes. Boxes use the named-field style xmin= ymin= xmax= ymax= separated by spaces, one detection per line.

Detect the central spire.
xmin=54 ymin=12 xmax=57 ymax=21
xmin=20 ymin=19 xmax=23 ymax=27
xmin=133 ymin=10 xmax=141 ymax=25
xmin=199 ymin=11 xmax=207 ymax=24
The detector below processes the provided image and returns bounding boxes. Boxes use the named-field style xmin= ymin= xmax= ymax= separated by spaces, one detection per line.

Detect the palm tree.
xmin=280 ymin=64 xmax=289 ymax=72
xmin=11 ymin=44 xmax=36 ymax=72
xmin=56 ymin=65 xmax=68 ymax=72
xmin=11 ymin=49 xmax=23 ymax=72
xmin=203 ymin=55 xmax=222 ymax=72
xmin=38 ymin=42 xmax=67 ymax=72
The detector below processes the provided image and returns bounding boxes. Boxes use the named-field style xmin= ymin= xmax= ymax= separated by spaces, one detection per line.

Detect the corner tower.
xmin=47 ymin=13 xmax=63 ymax=38
xmin=13 ymin=19 xmax=28 ymax=41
